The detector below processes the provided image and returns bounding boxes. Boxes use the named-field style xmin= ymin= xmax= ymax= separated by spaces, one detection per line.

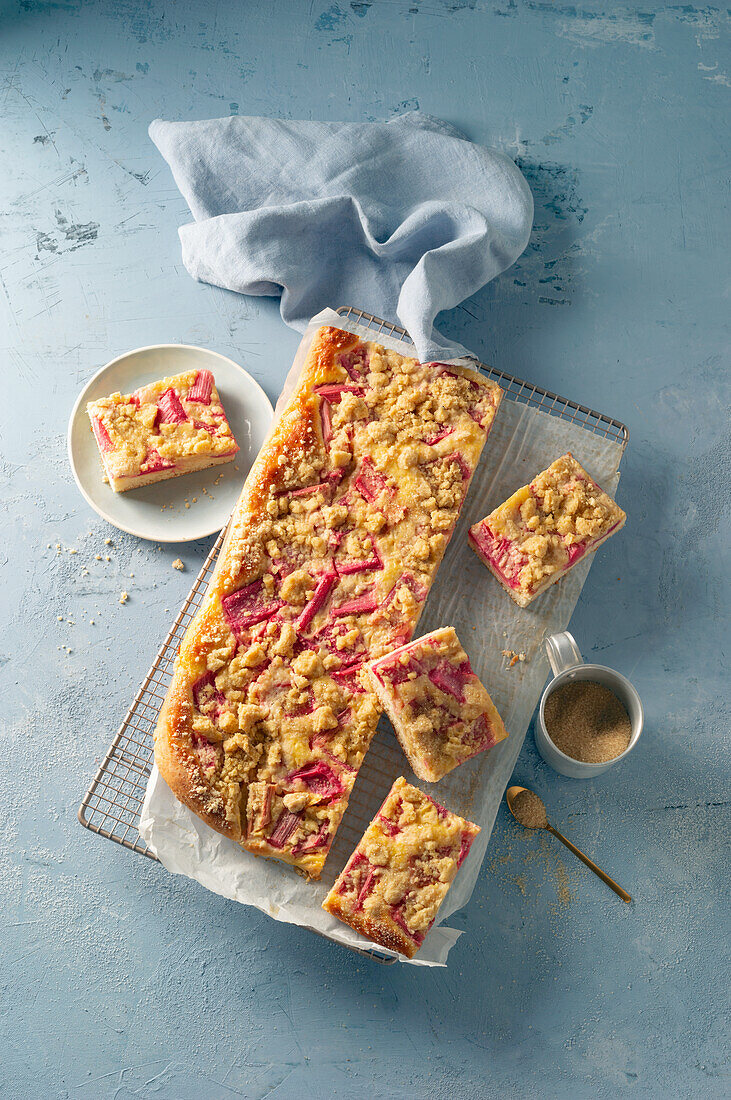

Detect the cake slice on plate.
xmin=87 ymin=368 xmax=238 ymax=491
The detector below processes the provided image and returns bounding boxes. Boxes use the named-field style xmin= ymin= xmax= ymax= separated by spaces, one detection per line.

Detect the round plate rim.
xmin=67 ymin=343 xmax=274 ymax=542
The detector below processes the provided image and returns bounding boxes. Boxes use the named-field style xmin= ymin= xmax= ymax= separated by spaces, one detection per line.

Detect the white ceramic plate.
xmin=68 ymin=344 xmax=274 ymax=542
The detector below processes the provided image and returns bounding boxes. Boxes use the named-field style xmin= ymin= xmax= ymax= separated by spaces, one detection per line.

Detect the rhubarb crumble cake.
xmin=323 ymin=777 xmax=480 ymax=958
xmin=366 ymin=627 xmax=508 ymax=782
xmin=87 ymin=369 xmax=238 ymax=491
xmin=154 ymin=326 xmax=503 ymax=878
xmin=468 ymin=452 xmax=626 ymax=608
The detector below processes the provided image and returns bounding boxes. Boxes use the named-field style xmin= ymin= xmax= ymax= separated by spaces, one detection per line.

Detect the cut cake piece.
xmin=86 ymin=368 xmax=238 ymax=491
xmin=153 ymin=327 xmax=503 ymax=878
xmin=468 ymin=452 xmax=626 ymax=608
xmin=323 ymin=776 xmax=480 ymax=958
xmin=366 ymin=627 xmax=508 ymax=782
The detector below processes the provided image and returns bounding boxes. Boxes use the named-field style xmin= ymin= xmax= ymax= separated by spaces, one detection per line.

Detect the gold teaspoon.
xmin=506 ymin=785 xmax=632 ymax=904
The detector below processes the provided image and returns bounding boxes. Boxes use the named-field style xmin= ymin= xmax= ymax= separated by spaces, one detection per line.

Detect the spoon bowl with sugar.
xmin=506 ymin=785 xmax=632 ymax=904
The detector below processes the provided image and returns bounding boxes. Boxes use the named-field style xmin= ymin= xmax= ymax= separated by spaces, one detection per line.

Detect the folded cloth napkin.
xmin=149 ymin=111 xmax=533 ymax=362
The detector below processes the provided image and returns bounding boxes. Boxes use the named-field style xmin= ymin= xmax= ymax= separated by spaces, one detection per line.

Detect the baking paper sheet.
xmin=140 ymin=308 xmax=624 ymax=966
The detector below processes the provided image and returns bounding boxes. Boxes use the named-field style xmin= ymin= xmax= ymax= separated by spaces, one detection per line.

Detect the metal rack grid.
xmin=79 ymin=305 xmax=629 ymax=953
xmin=79 ymin=526 xmax=225 ymax=860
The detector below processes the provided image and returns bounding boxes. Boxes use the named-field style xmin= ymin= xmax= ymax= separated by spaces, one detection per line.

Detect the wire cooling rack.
xmin=79 ymin=306 xmax=629 ymax=956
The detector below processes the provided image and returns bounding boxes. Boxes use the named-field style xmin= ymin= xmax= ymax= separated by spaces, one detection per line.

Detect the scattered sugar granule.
xmin=119 ymin=591 xmax=128 ymax=604
xmin=172 ymin=559 xmax=185 ymax=571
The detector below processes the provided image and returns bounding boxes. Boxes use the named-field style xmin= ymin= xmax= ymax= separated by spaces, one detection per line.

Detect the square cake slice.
xmin=87 ymin=368 xmax=239 ymax=491
xmin=468 ymin=452 xmax=626 ymax=607
xmin=366 ymin=627 xmax=508 ymax=782
xmin=323 ymin=777 xmax=480 ymax=958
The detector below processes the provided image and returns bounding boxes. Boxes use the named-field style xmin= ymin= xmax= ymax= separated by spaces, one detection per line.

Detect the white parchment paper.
xmin=140 ymin=308 xmax=624 ymax=966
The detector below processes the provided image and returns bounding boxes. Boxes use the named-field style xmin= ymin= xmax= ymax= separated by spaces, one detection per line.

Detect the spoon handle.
xmin=546 ymin=824 xmax=632 ymax=904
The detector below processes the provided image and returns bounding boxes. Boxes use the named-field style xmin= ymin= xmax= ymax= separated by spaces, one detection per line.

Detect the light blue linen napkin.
xmin=149 ymin=112 xmax=533 ymax=362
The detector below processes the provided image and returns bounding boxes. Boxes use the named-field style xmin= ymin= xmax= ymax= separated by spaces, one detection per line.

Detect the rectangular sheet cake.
xmin=154 ymin=326 xmax=503 ymax=877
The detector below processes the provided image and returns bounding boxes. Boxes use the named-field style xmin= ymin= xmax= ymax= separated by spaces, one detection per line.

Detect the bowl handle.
xmin=545 ymin=631 xmax=583 ymax=677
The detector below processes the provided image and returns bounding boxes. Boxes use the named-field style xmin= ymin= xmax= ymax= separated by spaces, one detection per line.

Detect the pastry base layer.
xmin=107 ymin=450 xmax=238 ymax=492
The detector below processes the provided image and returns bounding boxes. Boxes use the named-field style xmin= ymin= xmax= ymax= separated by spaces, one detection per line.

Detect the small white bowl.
xmin=68 ymin=344 xmax=273 ymax=542
xmin=534 ymin=631 xmax=644 ymax=779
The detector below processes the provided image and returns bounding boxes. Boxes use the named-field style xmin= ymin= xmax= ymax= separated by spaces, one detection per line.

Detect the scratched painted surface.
xmin=0 ymin=1 xmax=728 ymax=1097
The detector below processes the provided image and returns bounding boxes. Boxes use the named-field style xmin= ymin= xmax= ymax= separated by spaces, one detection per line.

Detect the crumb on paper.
xmin=172 ymin=558 xmax=185 ymax=571
xmin=119 ymin=591 xmax=128 ymax=604
xmin=105 ymin=538 xmax=113 ymax=545
xmin=502 ymin=649 xmax=527 ymax=668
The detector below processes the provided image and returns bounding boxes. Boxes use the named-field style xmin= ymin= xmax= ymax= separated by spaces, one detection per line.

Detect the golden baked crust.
xmin=154 ymin=327 xmax=502 ymax=878
xmin=366 ymin=626 xmax=508 ymax=782
xmin=468 ymin=452 xmax=626 ymax=607
xmin=323 ymin=777 xmax=480 ymax=958
xmin=87 ymin=369 xmax=238 ymax=491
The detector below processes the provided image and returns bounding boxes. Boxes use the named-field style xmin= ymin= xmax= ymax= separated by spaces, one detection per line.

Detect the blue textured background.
xmin=1 ymin=2 xmax=728 ymax=1097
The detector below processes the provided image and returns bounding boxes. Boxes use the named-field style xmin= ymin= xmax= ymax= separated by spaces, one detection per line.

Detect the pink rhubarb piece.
xmin=187 ymin=369 xmax=214 ymax=404
xmin=157 ymin=388 xmax=188 ymax=424
xmin=91 ymin=417 xmax=113 ymax=452
xmin=222 ymin=579 xmax=284 ymax=634
xmin=295 ymin=569 xmax=338 ymax=633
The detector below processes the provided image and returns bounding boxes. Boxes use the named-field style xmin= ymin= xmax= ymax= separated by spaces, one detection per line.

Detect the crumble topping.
xmin=161 ymin=330 xmax=503 ymax=876
xmin=367 ymin=627 xmax=508 ymax=783
xmin=322 ymin=777 xmax=480 ymax=958
xmin=468 ymin=452 xmax=626 ymax=602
